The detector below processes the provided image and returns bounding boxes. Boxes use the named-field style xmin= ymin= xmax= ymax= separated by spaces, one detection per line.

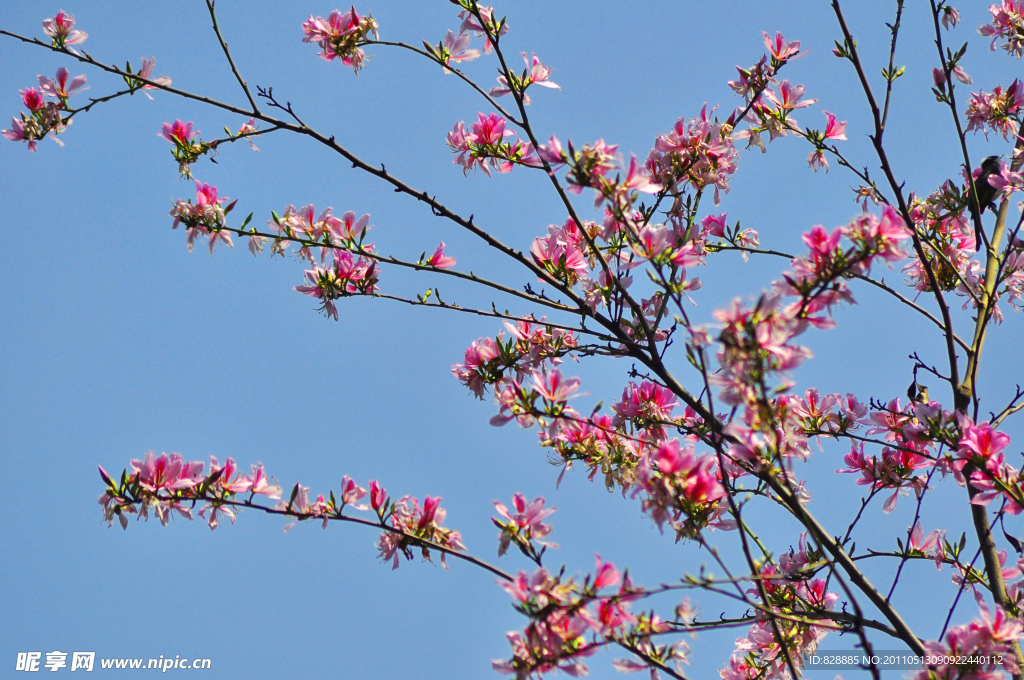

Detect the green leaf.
xmin=239 ymin=212 xmax=253 ymax=230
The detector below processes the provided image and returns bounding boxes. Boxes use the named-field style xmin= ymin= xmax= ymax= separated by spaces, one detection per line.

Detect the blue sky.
xmin=2 ymin=1 xmax=1023 ymax=678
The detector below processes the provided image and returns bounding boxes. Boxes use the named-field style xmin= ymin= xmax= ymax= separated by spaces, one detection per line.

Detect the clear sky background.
xmin=2 ymin=1 xmax=1023 ymax=678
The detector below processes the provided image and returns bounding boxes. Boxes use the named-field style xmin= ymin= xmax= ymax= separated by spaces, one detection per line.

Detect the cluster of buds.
xmin=447 ymin=112 xmax=537 ymax=175
xmin=301 ymin=6 xmax=379 ymax=74
xmin=2 ymin=68 xmax=87 ymax=151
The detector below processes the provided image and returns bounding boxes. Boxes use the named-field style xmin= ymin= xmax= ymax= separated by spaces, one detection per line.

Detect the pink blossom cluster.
xmin=452 ymin=2 xmax=509 ymax=55
xmin=965 ymin=80 xmax=1024 ymax=140
xmin=169 ymin=181 xmax=237 ymax=254
xmin=452 ymin=318 xmax=578 ymax=399
xmin=42 ymin=10 xmax=87 ymax=50
xmin=2 ymin=68 xmax=86 ymax=151
xmin=490 ymin=369 xmax=581 ymax=430
xmin=447 ymin=112 xmax=537 ymax=175
xmin=530 ymin=217 xmax=593 ymax=285
xmin=269 ymin=204 xmax=372 ymax=260
xmin=912 ymin=603 xmax=1022 ymax=680
xmin=838 ymin=397 xmax=950 ymax=512
xmin=980 ymin=0 xmax=1024 ymax=58
xmin=728 ymin=32 xmax=804 ymax=103
xmin=375 ymin=488 xmax=466 ymax=569
xmin=99 ymin=455 xmax=464 ymax=568
xmin=635 ymin=439 xmax=729 ymax=539
xmin=494 ymin=558 xmax=686 ymax=680
xmin=734 ymin=80 xmax=818 ymax=155
xmin=492 ymin=493 xmax=557 ymax=560
xmin=160 ymin=119 xmax=211 ymax=177
xmin=294 ymin=248 xmax=381 ymax=319
xmin=301 ymin=6 xmax=379 ymax=74
xmin=722 ymin=561 xmax=839 ymax=680
xmin=645 ymin=106 xmax=740 ymax=207
xmin=98 ymin=451 xmax=281 ymax=530
xmin=490 ymin=52 xmax=560 ymax=105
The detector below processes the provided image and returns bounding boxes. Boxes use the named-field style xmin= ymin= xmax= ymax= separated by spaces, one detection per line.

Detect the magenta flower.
xmin=301 ymin=6 xmax=379 ymax=74
xmin=958 ymin=418 xmax=1011 ymax=464
xmin=130 ymin=451 xmax=203 ymax=493
xmin=822 ymin=111 xmax=847 ymax=140
xmin=20 ymin=88 xmax=45 ymax=112
xmin=38 ymin=68 xmax=87 ymax=100
xmin=161 ymin=119 xmax=196 ymax=146
xmin=369 ymin=480 xmax=387 ymax=512
xmin=42 ymin=10 xmax=87 ymax=48
xmin=427 ymin=241 xmax=457 ymax=268
xmin=340 ymin=476 xmax=369 ymax=510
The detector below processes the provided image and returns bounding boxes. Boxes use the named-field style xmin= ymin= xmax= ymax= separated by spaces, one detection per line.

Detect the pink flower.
xmin=424 ymin=30 xmax=480 ymax=70
xmin=20 ymin=88 xmax=45 ymax=112
xmin=493 ymin=494 xmax=557 ymax=556
xmin=369 ymin=480 xmax=387 ymax=512
xmin=130 ymin=451 xmax=203 ymax=493
xmin=427 ymin=241 xmax=456 ymax=268
xmin=592 ymin=555 xmax=620 ymax=589
xmin=455 ymin=4 xmax=508 ymax=55
xmin=161 ymin=120 xmax=196 ymax=146
xmin=763 ymin=80 xmax=817 ymax=112
xmin=807 ymin=149 xmax=829 ymax=172
xmin=940 ymin=6 xmax=960 ymax=29
xmin=42 ymin=10 xmax=87 ymax=47
xmin=822 ymin=111 xmax=847 ymax=140
xmin=136 ymin=57 xmax=172 ymax=99
xmin=958 ymin=418 xmax=1011 ymax=464
xmin=490 ymin=53 xmax=559 ymax=105
xmin=250 ymin=464 xmax=282 ymax=499
xmin=340 ymin=475 xmax=369 ymax=510
xmin=38 ymin=68 xmax=87 ymax=100
xmin=532 ymin=369 xmax=580 ymax=403
xmin=1 ymin=117 xmax=34 ymax=151
xmin=301 ymin=6 xmax=379 ymax=74
xmin=762 ymin=31 xmax=802 ymax=62
xmin=980 ymin=1 xmax=1024 ymax=57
